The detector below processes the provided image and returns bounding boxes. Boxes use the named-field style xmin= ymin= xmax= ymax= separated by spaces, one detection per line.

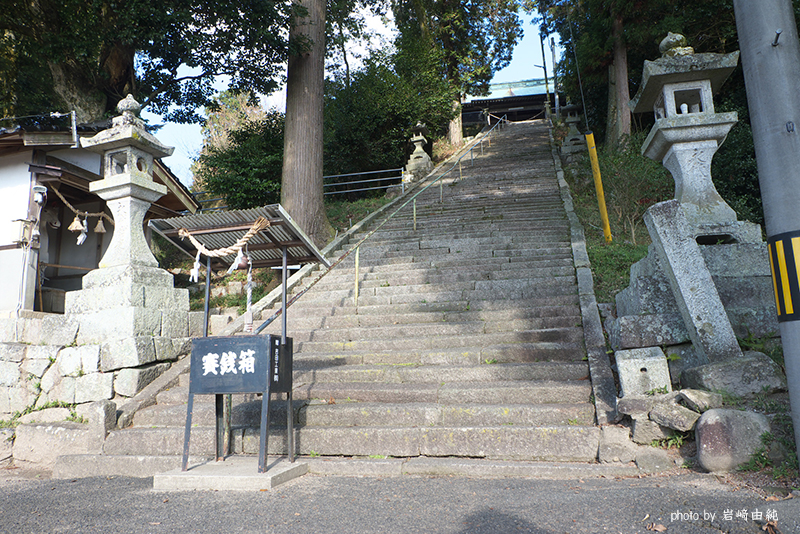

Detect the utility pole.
xmin=733 ymin=0 xmax=800 ymax=459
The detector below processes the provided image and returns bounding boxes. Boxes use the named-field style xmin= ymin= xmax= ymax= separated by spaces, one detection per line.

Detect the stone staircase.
xmin=54 ymin=120 xmax=604 ymax=477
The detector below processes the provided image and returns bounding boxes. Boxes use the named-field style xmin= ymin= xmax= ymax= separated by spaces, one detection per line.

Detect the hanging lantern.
xmin=94 ymin=217 xmax=107 ymax=234
xmin=68 ymin=214 xmax=83 ymax=232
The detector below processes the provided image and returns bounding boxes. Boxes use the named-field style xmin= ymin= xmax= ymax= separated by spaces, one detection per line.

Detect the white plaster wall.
xmin=0 ymin=151 xmax=34 ymax=246
xmin=48 ymin=148 xmax=102 ymax=176
xmin=54 ymin=201 xmax=113 ymax=291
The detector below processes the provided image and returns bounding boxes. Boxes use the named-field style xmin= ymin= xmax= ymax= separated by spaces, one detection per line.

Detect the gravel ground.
xmin=1 ymin=466 xmax=798 ymax=534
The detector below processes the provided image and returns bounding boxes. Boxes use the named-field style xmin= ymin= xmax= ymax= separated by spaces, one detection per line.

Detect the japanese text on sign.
xmin=201 ymin=349 xmax=256 ymax=376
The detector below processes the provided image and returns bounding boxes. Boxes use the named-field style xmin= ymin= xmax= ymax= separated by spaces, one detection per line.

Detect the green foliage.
xmin=651 ymin=431 xmax=689 ymax=450
xmin=593 ymin=132 xmax=674 ymax=245
xmin=738 ymin=445 xmax=772 ymax=472
xmin=738 ymin=330 xmax=784 ymax=369
xmin=323 ymin=47 xmax=457 ymax=176
xmin=393 ymin=0 xmax=523 ymax=97
xmin=196 ymin=110 xmax=285 ymax=210
xmin=0 ymin=0 xmax=293 ymax=123
xmin=325 ymin=196 xmax=392 ymax=235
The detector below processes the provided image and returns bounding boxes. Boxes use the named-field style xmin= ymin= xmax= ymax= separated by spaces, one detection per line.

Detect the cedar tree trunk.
xmin=281 ymin=0 xmax=332 ymax=247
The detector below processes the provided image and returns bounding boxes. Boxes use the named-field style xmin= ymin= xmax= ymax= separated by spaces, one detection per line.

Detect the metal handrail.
xmin=323 ymin=168 xmax=405 ymax=196
xmin=255 ymin=115 xmax=510 ymax=334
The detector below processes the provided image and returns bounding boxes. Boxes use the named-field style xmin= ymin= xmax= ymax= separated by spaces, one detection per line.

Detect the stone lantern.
xmin=404 ymin=122 xmax=433 ymax=182
xmin=630 ymin=33 xmax=741 ymax=231
xmin=64 ymin=96 xmax=189 ymax=396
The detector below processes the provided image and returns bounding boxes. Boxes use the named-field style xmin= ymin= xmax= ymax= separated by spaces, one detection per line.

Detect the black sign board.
xmin=189 ymin=336 xmax=293 ymax=394
xmin=182 ymin=334 xmax=293 ymax=473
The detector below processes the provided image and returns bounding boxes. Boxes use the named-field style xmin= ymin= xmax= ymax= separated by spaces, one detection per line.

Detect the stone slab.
xmin=153 ymin=456 xmax=308 ymax=491
xmin=610 ymin=313 xmax=689 ymax=350
xmin=644 ymin=200 xmax=742 ymax=362
xmin=681 ymin=351 xmax=787 ymax=398
xmin=12 ymin=422 xmax=91 ymax=469
xmin=615 ymin=347 xmax=672 ymax=397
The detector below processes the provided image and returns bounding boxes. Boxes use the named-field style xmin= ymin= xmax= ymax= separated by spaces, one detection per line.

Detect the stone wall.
xmin=0 ymin=312 xmax=186 ymax=420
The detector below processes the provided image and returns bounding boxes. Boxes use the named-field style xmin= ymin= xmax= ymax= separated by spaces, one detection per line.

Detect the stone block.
xmin=610 ymin=313 xmax=689 ymax=350
xmin=644 ymin=200 xmax=742 ymax=363
xmin=0 ymin=428 xmax=13 ymax=461
xmin=598 ymin=425 xmax=637 ymax=463
xmin=631 ymin=416 xmax=677 ymax=445
xmin=0 ymin=343 xmax=27 ymax=363
xmin=75 ymin=372 xmax=114 ymax=403
xmin=665 ymin=343 xmax=707 ymax=383
xmin=21 ymin=356 xmax=53 ymax=378
xmin=615 ymin=347 xmax=672 ymax=397
xmin=114 ymin=362 xmax=170 ymax=397
xmin=162 ymin=309 xmax=188 ymax=339
xmin=678 ymin=389 xmax=723 ymax=413
xmin=209 ymin=314 xmax=232 ymax=336
xmin=154 ymin=337 xmax=176 ymax=361
xmin=100 ymin=336 xmax=157 ymax=372
xmin=12 ymin=422 xmax=91 ymax=469
xmin=40 ymin=315 xmax=79 ymax=346
xmin=75 ymin=307 xmax=163 ymax=345
xmin=649 ymin=402 xmax=700 ymax=432
xmin=695 ymin=409 xmax=771 ymax=472
xmin=0 ymin=361 xmax=20 ymax=386
xmin=18 ymin=407 xmax=71 ymax=424
xmin=40 ymin=364 xmax=60 ymax=394
xmin=616 ymin=392 xmax=680 ymax=417
xmin=700 ymin=243 xmax=770 ymax=276
xmin=50 ymin=376 xmax=76 ymax=404
xmin=76 ymin=400 xmax=117 ymax=433
xmin=57 ymin=347 xmax=84 ymax=377
xmin=616 ymin=276 xmax=678 ymax=316
xmin=172 ymin=338 xmax=192 ymax=359
xmin=78 ymin=263 xmax=175 ymax=292
xmin=681 ymin=351 xmax=787 ymax=398
xmin=635 ymin=447 xmax=673 ymax=473
xmin=0 ymin=387 xmax=10 ymax=414
xmin=188 ymin=311 xmax=205 ymax=337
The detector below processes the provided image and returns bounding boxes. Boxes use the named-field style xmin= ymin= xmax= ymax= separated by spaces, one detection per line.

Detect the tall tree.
xmin=0 ymin=0 xmax=292 ymax=123
xmin=393 ymin=0 xmax=523 ymax=146
xmin=282 ymin=0 xmax=333 ymax=247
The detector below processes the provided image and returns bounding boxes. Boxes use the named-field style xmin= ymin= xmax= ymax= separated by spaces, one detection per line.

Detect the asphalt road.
xmin=1 ymin=470 xmax=798 ymax=534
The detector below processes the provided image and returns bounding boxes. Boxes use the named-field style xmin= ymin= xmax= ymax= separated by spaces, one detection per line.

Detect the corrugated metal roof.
xmin=149 ymin=204 xmax=330 ymax=269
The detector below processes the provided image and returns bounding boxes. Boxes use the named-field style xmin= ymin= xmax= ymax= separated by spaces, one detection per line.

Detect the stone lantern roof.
xmin=630 ymin=35 xmax=740 ymax=114
xmin=79 ymin=95 xmax=174 ymax=158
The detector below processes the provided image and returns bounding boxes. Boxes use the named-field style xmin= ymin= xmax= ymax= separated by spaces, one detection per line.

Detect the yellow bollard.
xmin=585 ymin=131 xmax=613 ymax=243
xmin=354 ymin=246 xmax=360 ymax=305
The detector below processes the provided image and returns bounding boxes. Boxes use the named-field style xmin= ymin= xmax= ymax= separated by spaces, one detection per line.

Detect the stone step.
xmin=264 ymin=308 xmax=581 ymax=332
xmin=291 ymin=282 xmax=577 ymax=308
xmin=313 ymin=264 xmax=577 ymax=288
xmin=292 ymin=380 xmax=591 ymax=404
xmin=265 ymin=321 xmax=583 ymax=344
xmin=287 ymin=342 xmax=585 ymax=367
xmin=103 ymin=424 xmax=600 ymax=461
xmin=294 ymin=329 xmax=584 ymax=353
xmin=133 ymin=399 xmax=594 ymax=429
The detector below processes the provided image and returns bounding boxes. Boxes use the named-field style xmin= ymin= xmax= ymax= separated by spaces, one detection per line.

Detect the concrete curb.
xmin=548 ymin=130 xmax=618 ymax=425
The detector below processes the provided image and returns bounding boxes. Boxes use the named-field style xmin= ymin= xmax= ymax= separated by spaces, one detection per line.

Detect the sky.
xmin=151 ymin=10 xmax=560 ymax=188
